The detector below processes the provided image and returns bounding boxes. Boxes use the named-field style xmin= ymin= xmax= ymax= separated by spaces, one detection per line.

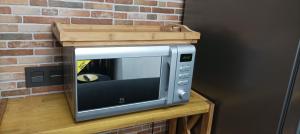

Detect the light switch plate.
xmin=25 ymin=66 xmax=63 ymax=87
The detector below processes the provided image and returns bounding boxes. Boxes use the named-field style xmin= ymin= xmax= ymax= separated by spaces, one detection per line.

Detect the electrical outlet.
xmin=25 ymin=66 xmax=63 ymax=87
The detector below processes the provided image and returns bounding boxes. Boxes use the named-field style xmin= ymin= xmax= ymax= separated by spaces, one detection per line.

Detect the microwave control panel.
xmin=173 ymin=45 xmax=196 ymax=103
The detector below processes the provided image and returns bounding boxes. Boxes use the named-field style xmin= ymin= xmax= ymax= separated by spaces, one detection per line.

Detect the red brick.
xmin=152 ymin=8 xmax=174 ymax=14
xmin=159 ymin=15 xmax=179 ymax=21
xmin=0 ymin=42 xmax=6 ymax=48
xmin=114 ymin=13 xmax=127 ymax=19
xmin=115 ymin=5 xmax=139 ymax=12
xmin=153 ymin=127 xmax=161 ymax=133
xmin=0 ymin=33 xmax=32 ymax=40
xmin=134 ymin=0 xmax=157 ymax=6
xmin=54 ymin=56 xmax=62 ymax=62
xmin=34 ymin=33 xmax=53 ymax=40
xmin=154 ymin=121 xmax=166 ymax=127
xmin=115 ymin=20 xmax=133 ymax=25
xmin=115 ymin=0 xmax=133 ymax=4
xmin=85 ymin=0 xmax=104 ymax=2
xmin=0 ymin=82 xmax=16 ymax=90
xmin=175 ymin=9 xmax=183 ymax=14
xmin=118 ymin=126 xmax=142 ymax=134
xmin=11 ymin=6 xmax=40 ymax=15
xmin=23 ymin=16 xmax=69 ymax=24
xmin=142 ymin=123 xmax=151 ymax=129
xmin=154 ymin=132 xmax=166 ymax=134
xmin=164 ymin=21 xmax=181 ymax=25
xmin=0 ymin=65 xmax=29 ymax=73
xmin=32 ymin=85 xmax=63 ymax=94
xmin=35 ymin=48 xmax=61 ymax=55
xmin=84 ymin=3 xmax=112 ymax=10
xmin=147 ymin=14 xmax=157 ymax=20
xmin=0 ymin=58 xmax=17 ymax=65
xmin=167 ymin=2 xmax=183 ymax=8
xmin=140 ymin=7 xmax=151 ymax=12
xmin=0 ymin=0 xmax=28 ymax=5
xmin=0 ymin=24 xmax=18 ymax=32
xmin=0 ymin=73 xmax=25 ymax=81
xmin=18 ymin=56 xmax=53 ymax=64
xmin=0 ymin=49 xmax=33 ymax=56
xmin=92 ymin=11 xmax=113 ymax=18
xmin=137 ymin=129 xmax=152 ymax=134
xmin=19 ymin=24 xmax=51 ymax=32
xmin=60 ymin=9 xmax=90 ymax=17
xmin=0 ymin=7 xmax=11 ymax=14
xmin=128 ymin=13 xmax=146 ymax=19
xmin=42 ymin=8 xmax=58 ymax=16
xmin=49 ymin=0 xmax=83 ymax=8
xmin=0 ymin=16 xmax=21 ymax=23
xmin=39 ymin=62 xmax=62 ymax=67
xmin=17 ymin=81 xmax=25 ymax=88
xmin=105 ymin=0 xmax=114 ymax=3
xmin=30 ymin=0 xmax=47 ymax=6
xmin=158 ymin=2 xmax=166 ymax=7
xmin=134 ymin=21 xmax=162 ymax=25
xmin=71 ymin=18 xmax=112 ymax=25
xmin=1 ymin=89 xmax=29 ymax=97
xmin=8 ymin=41 xmax=53 ymax=48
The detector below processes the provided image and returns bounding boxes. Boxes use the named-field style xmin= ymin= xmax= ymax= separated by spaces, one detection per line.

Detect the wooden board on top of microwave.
xmin=52 ymin=22 xmax=201 ymax=47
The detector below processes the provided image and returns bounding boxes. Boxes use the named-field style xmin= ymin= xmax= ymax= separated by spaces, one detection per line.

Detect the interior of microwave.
xmin=76 ymin=56 xmax=162 ymax=112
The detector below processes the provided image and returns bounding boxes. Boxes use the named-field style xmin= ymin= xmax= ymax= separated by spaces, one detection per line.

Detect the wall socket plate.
xmin=25 ymin=66 xmax=63 ymax=88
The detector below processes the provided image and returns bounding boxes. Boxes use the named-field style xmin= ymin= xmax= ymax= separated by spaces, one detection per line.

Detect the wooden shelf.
xmin=52 ymin=23 xmax=201 ymax=47
xmin=0 ymin=90 xmax=213 ymax=134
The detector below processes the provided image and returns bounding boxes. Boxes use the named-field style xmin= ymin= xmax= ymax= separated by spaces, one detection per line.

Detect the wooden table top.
xmin=0 ymin=90 xmax=210 ymax=134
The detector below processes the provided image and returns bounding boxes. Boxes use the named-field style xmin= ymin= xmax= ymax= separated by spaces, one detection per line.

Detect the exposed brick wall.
xmin=99 ymin=121 xmax=168 ymax=134
xmin=0 ymin=0 xmax=183 ymax=133
xmin=0 ymin=0 xmax=184 ymax=99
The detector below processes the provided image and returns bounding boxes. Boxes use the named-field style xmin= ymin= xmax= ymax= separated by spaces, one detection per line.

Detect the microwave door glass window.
xmin=77 ymin=57 xmax=161 ymax=111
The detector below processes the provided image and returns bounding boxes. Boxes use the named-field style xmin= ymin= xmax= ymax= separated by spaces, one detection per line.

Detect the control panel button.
xmin=178 ymin=89 xmax=188 ymax=99
xmin=179 ymin=65 xmax=191 ymax=72
xmin=184 ymin=66 xmax=191 ymax=71
xmin=179 ymin=73 xmax=190 ymax=79
xmin=177 ymin=80 xmax=189 ymax=85
xmin=179 ymin=66 xmax=185 ymax=71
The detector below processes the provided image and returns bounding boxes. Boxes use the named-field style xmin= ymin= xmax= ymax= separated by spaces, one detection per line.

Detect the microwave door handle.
xmin=166 ymin=46 xmax=177 ymax=105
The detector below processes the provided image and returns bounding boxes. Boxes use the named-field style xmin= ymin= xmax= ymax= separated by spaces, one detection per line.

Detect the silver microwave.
xmin=63 ymin=44 xmax=196 ymax=121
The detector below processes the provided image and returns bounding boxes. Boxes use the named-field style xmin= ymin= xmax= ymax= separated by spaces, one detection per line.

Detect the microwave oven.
xmin=63 ymin=44 xmax=196 ymax=121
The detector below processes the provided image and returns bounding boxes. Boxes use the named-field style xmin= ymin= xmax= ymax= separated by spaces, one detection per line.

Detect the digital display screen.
xmin=180 ymin=54 xmax=193 ymax=62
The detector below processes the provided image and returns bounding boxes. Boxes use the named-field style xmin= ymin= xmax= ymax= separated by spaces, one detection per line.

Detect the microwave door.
xmin=75 ymin=46 xmax=176 ymax=113
xmin=76 ymin=58 xmax=162 ymax=111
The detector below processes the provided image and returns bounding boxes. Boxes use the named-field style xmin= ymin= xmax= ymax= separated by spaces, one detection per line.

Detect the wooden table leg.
xmin=168 ymin=118 xmax=178 ymax=134
xmin=0 ymin=98 xmax=8 ymax=125
xmin=200 ymin=102 xmax=215 ymax=134
xmin=176 ymin=117 xmax=189 ymax=134
xmin=187 ymin=115 xmax=201 ymax=130
xmin=168 ymin=102 xmax=214 ymax=134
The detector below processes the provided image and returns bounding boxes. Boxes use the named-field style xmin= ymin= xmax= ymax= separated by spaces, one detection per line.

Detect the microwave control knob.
xmin=178 ymin=89 xmax=187 ymax=99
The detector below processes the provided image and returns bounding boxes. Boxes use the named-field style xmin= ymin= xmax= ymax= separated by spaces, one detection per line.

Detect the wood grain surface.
xmin=52 ymin=22 xmax=201 ymax=47
xmin=0 ymin=91 xmax=210 ymax=134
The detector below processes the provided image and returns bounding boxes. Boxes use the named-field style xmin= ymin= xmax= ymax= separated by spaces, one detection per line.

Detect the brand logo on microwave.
xmin=119 ymin=97 xmax=125 ymax=104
